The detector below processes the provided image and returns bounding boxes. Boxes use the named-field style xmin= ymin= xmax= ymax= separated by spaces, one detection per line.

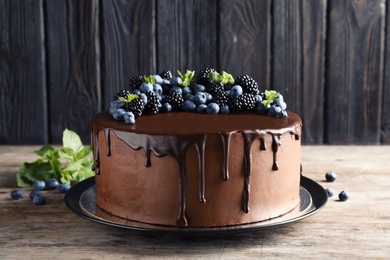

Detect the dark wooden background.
xmin=0 ymin=0 xmax=389 ymax=145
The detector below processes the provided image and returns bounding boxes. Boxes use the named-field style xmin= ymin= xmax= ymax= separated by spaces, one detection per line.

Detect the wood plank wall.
xmin=0 ymin=0 xmax=389 ymax=145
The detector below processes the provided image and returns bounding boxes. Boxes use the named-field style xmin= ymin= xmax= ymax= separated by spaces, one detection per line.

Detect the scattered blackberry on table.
xmin=144 ymin=91 xmax=160 ymax=114
xmin=125 ymin=98 xmax=145 ymax=117
xmin=235 ymin=75 xmax=259 ymax=95
xmin=165 ymin=92 xmax=184 ymax=110
xmin=159 ymin=70 xmax=173 ymax=80
xmin=232 ymin=93 xmax=256 ymax=112
xmin=128 ymin=75 xmax=143 ymax=91
xmin=115 ymin=89 xmax=131 ymax=100
xmin=196 ymin=68 xmax=216 ymax=85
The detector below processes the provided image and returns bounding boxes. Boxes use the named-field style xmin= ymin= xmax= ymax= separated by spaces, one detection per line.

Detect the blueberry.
xmin=268 ymin=105 xmax=282 ymax=116
xmin=123 ymin=112 xmax=135 ymax=124
xmin=194 ymin=84 xmax=206 ymax=93
xmin=206 ymin=103 xmax=220 ymax=114
xmin=140 ymin=82 xmax=153 ymax=93
xmin=139 ymin=93 xmax=148 ymax=106
xmin=195 ymin=104 xmax=208 ymax=113
xmin=132 ymin=89 xmax=141 ymax=95
xmin=29 ymin=190 xmax=42 ymax=200
xmin=153 ymin=84 xmax=163 ymax=96
xmin=46 ymin=178 xmax=59 ymax=190
xmin=229 ymin=85 xmax=243 ymax=99
xmin=32 ymin=193 xmax=46 ymax=205
xmin=169 ymin=77 xmax=182 ymax=86
xmin=255 ymin=94 xmax=263 ymax=104
xmin=169 ymin=86 xmax=182 ymax=95
xmin=205 ymin=92 xmax=213 ymax=102
xmin=182 ymin=86 xmax=192 ymax=96
xmin=10 ymin=189 xmax=23 ymax=200
xmin=160 ymin=102 xmax=172 ymax=112
xmin=184 ymin=94 xmax=195 ymax=102
xmin=325 ymin=187 xmax=334 ymax=197
xmin=109 ymin=100 xmax=123 ymax=110
xmin=194 ymin=92 xmax=207 ymax=105
xmin=256 ymin=103 xmax=268 ymax=114
xmin=338 ymin=191 xmax=349 ymax=201
xmin=33 ymin=180 xmax=46 ymax=191
xmin=57 ymin=183 xmax=71 ymax=193
xmin=274 ymin=97 xmax=287 ymax=110
xmin=325 ymin=171 xmax=337 ymax=182
xmin=182 ymin=100 xmax=196 ymax=112
xmin=113 ymin=108 xmax=126 ymax=120
xmin=153 ymin=74 xmax=163 ymax=85
xmin=220 ymin=105 xmax=230 ymax=114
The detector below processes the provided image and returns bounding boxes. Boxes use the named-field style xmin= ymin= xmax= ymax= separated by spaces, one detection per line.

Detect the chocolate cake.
xmin=90 ymin=69 xmax=302 ymax=227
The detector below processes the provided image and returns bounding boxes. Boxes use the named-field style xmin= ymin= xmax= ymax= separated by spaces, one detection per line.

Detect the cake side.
xmin=92 ymin=112 xmax=302 ymax=227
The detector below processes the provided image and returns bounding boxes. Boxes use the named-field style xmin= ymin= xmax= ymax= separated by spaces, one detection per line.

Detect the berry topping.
xmin=107 ymin=69 xmax=288 ymax=124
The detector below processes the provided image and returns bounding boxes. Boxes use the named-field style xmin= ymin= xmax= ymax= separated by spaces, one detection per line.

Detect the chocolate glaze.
xmin=91 ymin=112 xmax=301 ymax=226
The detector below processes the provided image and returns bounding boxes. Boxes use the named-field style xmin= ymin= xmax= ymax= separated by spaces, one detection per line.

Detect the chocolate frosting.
xmin=91 ymin=112 xmax=301 ymax=226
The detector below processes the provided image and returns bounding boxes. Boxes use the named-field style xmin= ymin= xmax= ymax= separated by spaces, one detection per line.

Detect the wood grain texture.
xmin=101 ymin=0 xmax=155 ymax=108
xmin=45 ymin=0 xmax=101 ymax=144
xmin=218 ymin=0 xmax=271 ymax=89
xmin=325 ymin=0 xmax=385 ymax=144
xmin=1 ymin=145 xmax=389 ymax=258
xmin=156 ymin=0 xmax=218 ymax=73
xmin=272 ymin=0 xmax=327 ymax=144
xmin=381 ymin=0 xmax=390 ymax=144
xmin=0 ymin=0 xmax=47 ymax=144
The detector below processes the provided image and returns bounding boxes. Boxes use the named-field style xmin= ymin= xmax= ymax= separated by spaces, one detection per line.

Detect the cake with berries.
xmin=90 ymin=69 xmax=302 ymax=227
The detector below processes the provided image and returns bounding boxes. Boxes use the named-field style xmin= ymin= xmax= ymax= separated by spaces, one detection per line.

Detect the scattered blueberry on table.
xmin=46 ymin=178 xmax=59 ymax=190
xmin=325 ymin=171 xmax=337 ymax=182
xmin=10 ymin=189 xmax=23 ymax=200
xmin=325 ymin=187 xmax=334 ymax=197
xmin=32 ymin=193 xmax=46 ymax=205
xmin=33 ymin=180 xmax=46 ymax=191
xmin=338 ymin=191 xmax=349 ymax=201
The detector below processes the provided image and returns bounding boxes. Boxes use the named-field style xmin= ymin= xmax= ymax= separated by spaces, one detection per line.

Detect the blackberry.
xmin=159 ymin=70 xmax=173 ymax=80
xmin=235 ymin=75 xmax=259 ymax=95
xmin=196 ymin=68 xmax=216 ymax=85
xmin=114 ymin=89 xmax=131 ymax=100
xmin=125 ymin=98 xmax=144 ymax=117
xmin=144 ymin=91 xmax=160 ymax=114
xmin=232 ymin=93 xmax=256 ymax=112
xmin=165 ymin=92 xmax=184 ymax=110
xmin=128 ymin=76 xmax=143 ymax=91
xmin=213 ymin=90 xmax=229 ymax=107
xmin=206 ymin=82 xmax=224 ymax=96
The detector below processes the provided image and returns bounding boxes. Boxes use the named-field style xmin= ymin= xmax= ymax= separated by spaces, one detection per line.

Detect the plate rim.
xmin=64 ymin=175 xmax=327 ymax=236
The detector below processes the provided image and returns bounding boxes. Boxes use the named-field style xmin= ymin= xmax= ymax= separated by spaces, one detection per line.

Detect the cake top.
xmin=107 ymin=68 xmax=288 ymax=125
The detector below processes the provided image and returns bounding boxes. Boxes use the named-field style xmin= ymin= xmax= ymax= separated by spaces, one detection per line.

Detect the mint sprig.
xmin=261 ymin=90 xmax=280 ymax=108
xmin=177 ymin=70 xmax=195 ymax=87
xmin=208 ymin=71 xmax=234 ymax=85
xmin=118 ymin=94 xmax=139 ymax=104
xmin=142 ymin=75 xmax=156 ymax=85
xmin=16 ymin=129 xmax=94 ymax=187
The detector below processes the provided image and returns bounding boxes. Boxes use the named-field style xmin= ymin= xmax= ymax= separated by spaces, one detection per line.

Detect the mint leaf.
xmin=208 ymin=71 xmax=222 ymax=83
xmin=17 ymin=161 xmax=56 ymax=187
xmin=221 ymin=71 xmax=234 ymax=84
xmin=76 ymin=146 xmax=92 ymax=160
xmin=63 ymin=129 xmax=83 ymax=153
xmin=58 ymin=147 xmax=75 ymax=160
xmin=34 ymin=145 xmax=55 ymax=159
xmin=177 ymin=70 xmax=195 ymax=87
xmin=142 ymin=75 xmax=156 ymax=85
xmin=264 ymin=90 xmax=279 ymax=101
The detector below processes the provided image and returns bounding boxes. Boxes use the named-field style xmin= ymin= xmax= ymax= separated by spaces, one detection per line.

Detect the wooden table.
xmin=1 ymin=145 xmax=389 ymax=259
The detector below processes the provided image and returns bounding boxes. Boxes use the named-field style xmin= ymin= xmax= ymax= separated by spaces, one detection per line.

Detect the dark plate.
xmin=65 ymin=176 xmax=327 ymax=236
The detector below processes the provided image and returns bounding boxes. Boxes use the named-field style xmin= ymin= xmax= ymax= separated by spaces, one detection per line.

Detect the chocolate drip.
xmin=90 ymin=112 xmax=301 ymax=224
xmin=220 ymin=132 xmax=232 ymax=181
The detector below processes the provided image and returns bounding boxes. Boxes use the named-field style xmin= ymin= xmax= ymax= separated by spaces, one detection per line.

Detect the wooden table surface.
xmin=1 ymin=145 xmax=389 ymax=259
